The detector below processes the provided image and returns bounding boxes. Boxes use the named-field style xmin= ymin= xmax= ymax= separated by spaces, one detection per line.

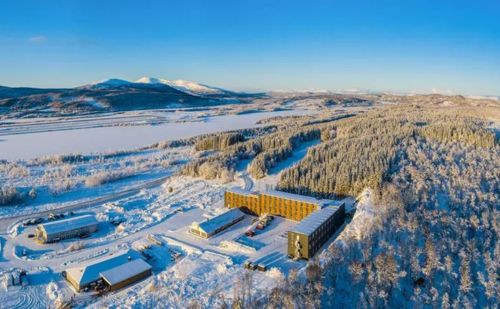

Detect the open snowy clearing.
xmin=0 ymin=106 xmax=357 ymax=308
xmin=0 ymin=108 xmax=315 ymax=161
xmin=1 ymin=169 xmax=315 ymax=308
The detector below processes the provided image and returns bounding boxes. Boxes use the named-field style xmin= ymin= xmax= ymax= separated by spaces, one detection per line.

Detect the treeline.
xmin=0 ymin=186 xmax=23 ymax=206
xmin=230 ymin=262 xmax=324 ymax=308
xmin=278 ymin=106 xmax=498 ymax=198
xmin=278 ymin=117 xmax=415 ymax=197
xmin=323 ymin=135 xmax=499 ymax=308
xmin=194 ymin=132 xmax=245 ymax=151
xmin=180 ymin=125 xmax=321 ymax=181
xmin=180 ymin=112 xmax=361 ymax=181
xmin=255 ymin=112 xmax=355 ymax=127
xmin=421 ymin=121 xmax=496 ymax=147
xmin=271 ymin=104 xmax=500 ymax=308
xmin=248 ymin=129 xmax=320 ymax=178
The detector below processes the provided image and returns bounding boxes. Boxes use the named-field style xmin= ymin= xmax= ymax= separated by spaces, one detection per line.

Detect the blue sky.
xmin=1 ymin=0 xmax=499 ymax=95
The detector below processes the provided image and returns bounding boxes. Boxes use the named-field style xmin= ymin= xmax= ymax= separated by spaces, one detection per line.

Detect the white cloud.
xmin=28 ymin=35 xmax=47 ymax=43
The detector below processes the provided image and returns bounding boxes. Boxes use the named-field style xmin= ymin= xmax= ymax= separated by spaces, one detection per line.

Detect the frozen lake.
xmin=0 ymin=109 xmax=312 ymax=161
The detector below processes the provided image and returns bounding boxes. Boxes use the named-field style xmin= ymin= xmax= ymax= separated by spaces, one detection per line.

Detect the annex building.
xmin=287 ymin=202 xmax=345 ymax=260
xmin=64 ymin=251 xmax=152 ymax=292
xmin=190 ymin=208 xmax=245 ymax=238
xmin=35 ymin=214 xmax=99 ymax=243
xmin=224 ymin=188 xmax=333 ymax=221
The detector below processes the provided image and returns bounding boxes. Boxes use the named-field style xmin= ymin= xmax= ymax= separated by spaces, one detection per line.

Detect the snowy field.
xmin=0 ymin=109 xmax=315 ymax=161
xmin=0 ymin=105 xmax=356 ymax=308
xmin=0 ymin=171 xmax=312 ymax=308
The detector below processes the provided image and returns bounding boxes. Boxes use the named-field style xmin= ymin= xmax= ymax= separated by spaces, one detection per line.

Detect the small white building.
xmin=64 ymin=251 xmax=151 ymax=292
xmin=35 ymin=214 xmax=98 ymax=243
xmin=190 ymin=208 xmax=245 ymax=238
xmin=100 ymin=258 xmax=152 ymax=291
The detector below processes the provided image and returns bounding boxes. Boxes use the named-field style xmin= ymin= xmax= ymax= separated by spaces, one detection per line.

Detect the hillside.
xmin=0 ymin=94 xmax=498 ymax=308
xmin=173 ymin=99 xmax=499 ymax=308
xmin=273 ymin=104 xmax=500 ymax=308
xmin=0 ymin=78 xmax=262 ymax=118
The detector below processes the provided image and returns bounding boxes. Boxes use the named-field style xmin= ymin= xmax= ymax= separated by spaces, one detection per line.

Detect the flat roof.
xmin=227 ymin=188 xmax=335 ymax=206
xmin=320 ymin=200 xmax=346 ymax=208
xmin=40 ymin=214 xmax=98 ymax=236
xmin=65 ymin=251 xmax=132 ymax=287
xmin=290 ymin=205 xmax=343 ymax=236
xmin=262 ymin=190 xmax=323 ymax=205
xmin=195 ymin=208 xmax=245 ymax=235
xmin=227 ymin=187 xmax=260 ymax=197
xmin=100 ymin=258 xmax=152 ymax=286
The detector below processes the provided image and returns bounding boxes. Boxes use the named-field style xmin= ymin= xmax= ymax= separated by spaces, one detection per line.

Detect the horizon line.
xmin=1 ymin=77 xmax=499 ymax=98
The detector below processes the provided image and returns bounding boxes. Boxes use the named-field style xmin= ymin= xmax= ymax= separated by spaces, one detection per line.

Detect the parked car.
xmin=256 ymin=223 xmax=265 ymax=230
xmin=147 ymin=234 xmax=164 ymax=246
xmin=24 ymin=218 xmax=42 ymax=226
xmin=245 ymin=230 xmax=255 ymax=237
xmin=142 ymin=249 xmax=156 ymax=261
xmin=110 ymin=217 xmax=125 ymax=225
xmin=27 ymin=234 xmax=35 ymax=238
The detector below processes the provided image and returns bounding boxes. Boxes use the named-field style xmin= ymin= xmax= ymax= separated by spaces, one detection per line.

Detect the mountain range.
xmin=0 ymin=77 xmax=262 ymax=118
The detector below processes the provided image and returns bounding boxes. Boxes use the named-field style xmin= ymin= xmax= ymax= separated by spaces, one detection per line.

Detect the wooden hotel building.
xmin=224 ymin=188 xmax=330 ymax=221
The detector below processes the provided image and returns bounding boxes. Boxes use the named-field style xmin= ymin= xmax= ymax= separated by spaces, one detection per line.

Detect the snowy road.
xmin=0 ymin=116 xmax=333 ymax=308
xmin=239 ymin=172 xmax=254 ymax=191
xmin=0 ymin=113 xmax=168 ymax=136
xmin=0 ymin=175 xmax=171 ymax=235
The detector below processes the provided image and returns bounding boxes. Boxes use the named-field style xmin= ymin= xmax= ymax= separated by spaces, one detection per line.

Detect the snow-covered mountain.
xmin=135 ymin=76 xmax=226 ymax=96
xmin=82 ymin=76 xmax=229 ymax=96
xmin=85 ymin=78 xmax=133 ymax=89
xmin=0 ymin=77 xmax=263 ymax=118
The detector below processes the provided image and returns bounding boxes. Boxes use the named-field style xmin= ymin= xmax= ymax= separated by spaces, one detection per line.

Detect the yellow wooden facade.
xmin=224 ymin=190 xmax=319 ymax=221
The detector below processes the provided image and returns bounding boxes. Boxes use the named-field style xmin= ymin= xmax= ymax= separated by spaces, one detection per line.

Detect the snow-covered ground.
xmin=0 ymin=169 xmax=309 ymax=308
xmin=0 ymin=106 xmax=356 ymax=308
xmin=0 ymin=109 xmax=316 ymax=161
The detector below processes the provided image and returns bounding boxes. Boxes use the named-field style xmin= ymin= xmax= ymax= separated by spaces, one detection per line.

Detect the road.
xmin=240 ymin=172 xmax=254 ymax=191
xmin=0 ymin=113 xmax=168 ymax=136
xmin=0 ymin=175 xmax=171 ymax=234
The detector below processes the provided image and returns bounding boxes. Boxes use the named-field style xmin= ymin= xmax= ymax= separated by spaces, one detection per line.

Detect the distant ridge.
xmin=135 ymin=76 xmax=227 ymax=96
xmin=0 ymin=77 xmax=262 ymax=118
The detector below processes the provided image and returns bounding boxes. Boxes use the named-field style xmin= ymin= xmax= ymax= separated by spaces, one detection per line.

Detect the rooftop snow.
xmin=291 ymin=204 xmax=344 ymax=236
xmin=227 ymin=187 xmax=260 ymax=197
xmin=194 ymin=208 xmax=245 ymax=235
xmin=65 ymin=251 xmax=133 ymax=287
xmin=100 ymin=258 xmax=152 ymax=286
xmin=40 ymin=214 xmax=98 ymax=236
xmin=319 ymin=200 xmax=346 ymax=208
xmin=262 ymin=190 xmax=323 ymax=205
xmin=227 ymin=188 xmax=334 ymax=205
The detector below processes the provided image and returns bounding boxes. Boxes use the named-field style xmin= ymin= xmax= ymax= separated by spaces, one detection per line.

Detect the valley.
xmin=0 ymin=86 xmax=498 ymax=308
